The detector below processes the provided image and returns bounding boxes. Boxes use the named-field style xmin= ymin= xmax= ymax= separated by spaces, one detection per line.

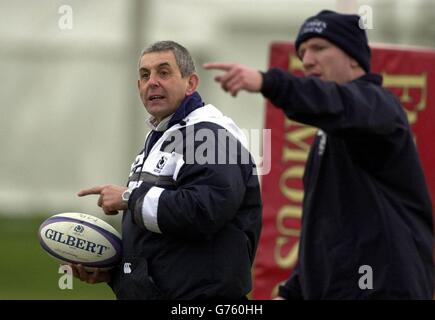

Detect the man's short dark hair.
xmin=139 ymin=40 xmax=196 ymax=78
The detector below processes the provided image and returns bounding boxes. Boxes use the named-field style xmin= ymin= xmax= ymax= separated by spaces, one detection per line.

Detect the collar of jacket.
xmin=146 ymin=91 xmax=205 ymax=132
xmin=146 ymin=114 xmax=172 ymax=132
xmin=356 ymin=73 xmax=383 ymax=86
xmin=167 ymin=91 xmax=205 ymax=129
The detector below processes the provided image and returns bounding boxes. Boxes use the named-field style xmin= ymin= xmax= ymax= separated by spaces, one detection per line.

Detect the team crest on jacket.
xmin=154 ymin=155 xmax=168 ymax=173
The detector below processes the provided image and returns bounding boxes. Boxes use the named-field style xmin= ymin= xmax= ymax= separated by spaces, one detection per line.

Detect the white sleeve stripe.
xmin=141 ymin=186 xmax=164 ymax=233
xmin=172 ymin=156 xmax=185 ymax=181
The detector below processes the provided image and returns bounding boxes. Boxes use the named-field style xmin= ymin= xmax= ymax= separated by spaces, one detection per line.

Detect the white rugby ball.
xmin=38 ymin=212 xmax=122 ymax=271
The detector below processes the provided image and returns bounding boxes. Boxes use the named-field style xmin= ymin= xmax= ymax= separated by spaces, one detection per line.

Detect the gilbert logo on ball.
xmin=38 ymin=212 xmax=122 ymax=270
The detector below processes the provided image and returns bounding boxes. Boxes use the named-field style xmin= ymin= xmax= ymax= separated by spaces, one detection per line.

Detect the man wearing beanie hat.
xmin=204 ymin=9 xmax=434 ymax=299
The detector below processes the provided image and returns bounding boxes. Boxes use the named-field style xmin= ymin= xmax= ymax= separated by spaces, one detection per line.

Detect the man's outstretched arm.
xmin=203 ymin=62 xmax=262 ymax=97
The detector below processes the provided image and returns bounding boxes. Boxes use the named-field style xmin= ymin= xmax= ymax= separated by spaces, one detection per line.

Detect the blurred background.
xmin=0 ymin=0 xmax=434 ymax=299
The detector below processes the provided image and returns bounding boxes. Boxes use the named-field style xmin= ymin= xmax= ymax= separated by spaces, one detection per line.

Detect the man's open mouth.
xmin=149 ymin=95 xmax=165 ymax=101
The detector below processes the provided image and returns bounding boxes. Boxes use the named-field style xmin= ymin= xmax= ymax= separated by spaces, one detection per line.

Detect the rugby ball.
xmin=38 ymin=212 xmax=122 ymax=271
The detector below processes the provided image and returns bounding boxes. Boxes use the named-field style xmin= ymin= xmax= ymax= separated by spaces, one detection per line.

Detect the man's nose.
xmin=302 ymin=50 xmax=316 ymax=71
xmin=148 ymin=73 xmax=160 ymax=87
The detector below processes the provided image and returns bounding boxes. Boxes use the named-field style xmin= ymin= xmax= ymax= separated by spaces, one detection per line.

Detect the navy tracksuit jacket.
xmin=261 ymin=69 xmax=434 ymax=299
xmin=109 ymin=93 xmax=262 ymax=299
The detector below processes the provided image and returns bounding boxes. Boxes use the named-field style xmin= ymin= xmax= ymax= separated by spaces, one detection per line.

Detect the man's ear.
xmin=186 ymin=73 xmax=199 ymax=95
xmin=137 ymin=79 xmax=140 ymax=91
xmin=350 ymin=57 xmax=360 ymax=69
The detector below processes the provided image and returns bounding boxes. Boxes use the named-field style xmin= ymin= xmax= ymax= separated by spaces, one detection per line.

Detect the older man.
xmin=74 ymin=41 xmax=262 ymax=300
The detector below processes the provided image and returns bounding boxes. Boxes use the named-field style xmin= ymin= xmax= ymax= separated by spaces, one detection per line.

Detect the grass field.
xmin=0 ymin=215 xmax=115 ymax=300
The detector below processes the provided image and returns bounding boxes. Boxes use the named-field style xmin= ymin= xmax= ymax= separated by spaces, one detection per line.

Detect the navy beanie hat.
xmin=295 ymin=10 xmax=371 ymax=73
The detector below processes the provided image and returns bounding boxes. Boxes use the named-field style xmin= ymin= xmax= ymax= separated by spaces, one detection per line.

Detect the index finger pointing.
xmin=202 ymin=62 xmax=234 ymax=71
xmin=77 ymin=185 xmax=105 ymax=197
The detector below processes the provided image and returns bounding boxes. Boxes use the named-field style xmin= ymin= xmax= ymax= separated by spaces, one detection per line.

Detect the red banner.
xmin=252 ymin=42 xmax=435 ymax=299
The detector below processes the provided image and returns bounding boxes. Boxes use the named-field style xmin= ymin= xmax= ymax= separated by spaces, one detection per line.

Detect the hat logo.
xmin=301 ymin=19 xmax=327 ymax=34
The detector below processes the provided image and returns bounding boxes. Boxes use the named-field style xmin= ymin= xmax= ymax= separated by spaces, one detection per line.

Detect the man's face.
xmin=137 ymin=50 xmax=196 ymax=122
xmin=298 ymin=38 xmax=358 ymax=84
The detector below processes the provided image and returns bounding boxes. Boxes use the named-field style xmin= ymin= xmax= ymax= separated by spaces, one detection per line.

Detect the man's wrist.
xmin=121 ymin=188 xmax=134 ymax=204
